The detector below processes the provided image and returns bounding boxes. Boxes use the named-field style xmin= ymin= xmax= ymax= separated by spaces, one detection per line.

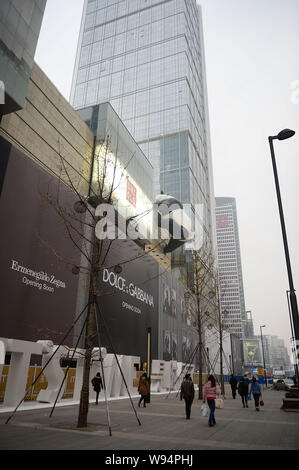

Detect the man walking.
xmin=180 ymin=374 xmax=195 ymax=420
xmin=229 ymin=374 xmax=238 ymax=399
xmin=238 ymin=377 xmax=249 ymax=408
xmin=91 ymin=373 xmax=103 ymax=405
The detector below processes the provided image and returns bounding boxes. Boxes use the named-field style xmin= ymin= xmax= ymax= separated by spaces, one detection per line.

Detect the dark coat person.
xmin=91 ymin=373 xmax=103 ymax=405
xmin=238 ymin=377 xmax=249 ymax=408
xmin=180 ymin=374 xmax=195 ymax=419
xmin=138 ymin=373 xmax=150 ymax=408
xmin=229 ymin=374 xmax=238 ymax=399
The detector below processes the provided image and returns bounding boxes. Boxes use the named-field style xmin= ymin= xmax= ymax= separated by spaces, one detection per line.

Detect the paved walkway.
xmin=0 ymin=388 xmax=298 ymax=450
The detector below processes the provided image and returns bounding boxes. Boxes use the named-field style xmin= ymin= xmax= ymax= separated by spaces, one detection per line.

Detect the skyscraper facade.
xmin=71 ymin=0 xmax=216 ymax=252
xmin=215 ymin=197 xmax=246 ymax=338
xmin=0 ymin=0 xmax=47 ymax=116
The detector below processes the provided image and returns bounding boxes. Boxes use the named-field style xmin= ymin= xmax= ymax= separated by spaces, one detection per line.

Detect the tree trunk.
xmin=77 ymin=300 xmax=95 ymax=428
xmin=197 ymin=304 xmax=203 ymax=400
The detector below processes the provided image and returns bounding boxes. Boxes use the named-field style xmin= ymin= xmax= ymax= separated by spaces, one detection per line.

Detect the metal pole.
xmin=268 ymin=137 xmax=299 ymax=381
xmin=94 ymin=304 xmax=112 ymax=437
xmin=147 ymin=328 xmax=151 ymax=403
xmin=95 ymin=297 xmax=141 ymax=426
xmin=260 ymin=326 xmax=268 ymax=388
xmin=286 ymin=291 xmax=299 ymax=379
xmin=5 ymin=302 xmax=91 ymax=425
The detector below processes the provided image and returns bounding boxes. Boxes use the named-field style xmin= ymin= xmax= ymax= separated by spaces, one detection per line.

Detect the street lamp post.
xmin=268 ymin=129 xmax=299 ymax=382
xmin=260 ymin=325 xmax=268 ymax=388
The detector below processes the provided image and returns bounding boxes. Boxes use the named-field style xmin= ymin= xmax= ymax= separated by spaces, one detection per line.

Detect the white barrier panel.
xmin=0 ymin=338 xmax=43 ymax=407
xmin=36 ymin=341 xmax=67 ymax=404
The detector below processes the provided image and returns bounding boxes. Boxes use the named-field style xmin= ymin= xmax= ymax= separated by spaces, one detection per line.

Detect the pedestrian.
xmin=229 ymin=374 xmax=238 ymax=399
xmin=292 ymin=375 xmax=297 ymax=387
xmin=238 ymin=377 xmax=249 ymax=408
xmin=203 ymin=375 xmax=220 ymax=427
xmin=91 ymin=372 xmax=103 ymax=405
xmin=250 ymin=376 xmax=262 ymax=411
xmin=138 ymin=373 xmax=150 ymax=408
xmin=180 ymin=373 xmax=195 ymax=420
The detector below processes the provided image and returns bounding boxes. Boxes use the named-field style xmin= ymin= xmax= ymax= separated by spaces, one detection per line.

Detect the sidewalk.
xmin=1 ymin=388 xmax=298 ymax=450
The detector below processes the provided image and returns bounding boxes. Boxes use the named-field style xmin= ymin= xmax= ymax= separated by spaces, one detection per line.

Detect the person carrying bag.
xmin=250 ymin=376 xmax=262 ymax=411
xmin=203 ymin=375 xmax=220 ymax=427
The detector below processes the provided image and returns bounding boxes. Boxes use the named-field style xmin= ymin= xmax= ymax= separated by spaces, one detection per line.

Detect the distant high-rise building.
xmin=263 ymin=335 xmax=291 ymax=370
xmin=0 ymin=0 xmax=47 ymax=116
xmin=243 ymin=311 xmax=254 ymax=338
xmin=71 ymin=0 xmax=216 ymax=253
xmin=215 ymin=197 xmax=246 ymax=338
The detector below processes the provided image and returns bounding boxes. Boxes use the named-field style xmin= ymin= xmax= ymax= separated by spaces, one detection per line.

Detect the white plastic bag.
xmin=215 ymin=398 xmax=224 ymax=409
xmin=201 ymin=403 xmax=209 ymax=417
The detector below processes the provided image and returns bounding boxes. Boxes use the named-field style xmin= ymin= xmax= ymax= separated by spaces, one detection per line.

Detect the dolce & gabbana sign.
xmin=102 ymin=268 xmax=154 ymax=308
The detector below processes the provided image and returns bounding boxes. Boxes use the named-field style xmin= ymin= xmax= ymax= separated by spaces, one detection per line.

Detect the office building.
xmin=0 ymin=0 xmax=47 ymax=116
xmin=215 ymin=197 xmax=246 ymax=338
xmin=71 ymin=0 xmax=217 ymax=256
xmin=243 ymin=311 xmax=254 ymax=338
xmin=263 ymin=335 xmax=291 ymax=370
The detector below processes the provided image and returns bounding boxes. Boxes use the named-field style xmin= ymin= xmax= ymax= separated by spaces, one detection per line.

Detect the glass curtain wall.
xmin=71 ymin=0 xmax=214 ymax=250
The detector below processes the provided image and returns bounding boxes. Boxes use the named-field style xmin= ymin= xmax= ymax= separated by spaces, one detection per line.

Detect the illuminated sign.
xmin=216 ymin=215 xmax=229 ymax=229
xmin=243 ymin=340 xmax=262 ymax=365
xmin=126 ymin=178 xmax=136 ymax=208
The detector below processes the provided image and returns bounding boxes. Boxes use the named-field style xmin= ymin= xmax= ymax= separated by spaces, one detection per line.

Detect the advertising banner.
xmin=0 ymin=137 xmax=81 ymax=346
xmin=230 ymin=334 xmax=243 ymax=375
xmin=243 ymin=339 xmax=262 ymax=366
xmin=97 ymin=239 xmax=159 ymax=362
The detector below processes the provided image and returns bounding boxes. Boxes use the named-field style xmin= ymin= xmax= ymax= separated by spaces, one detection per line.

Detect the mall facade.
xmin=0 ymin=0 xmax=220 ymax=373
xmin=0 ymin=62 xmax=199 ymax=367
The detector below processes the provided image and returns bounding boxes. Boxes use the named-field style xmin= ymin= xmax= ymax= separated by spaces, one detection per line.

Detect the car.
xmin=273 ymin=378 xmax=294 ymax=391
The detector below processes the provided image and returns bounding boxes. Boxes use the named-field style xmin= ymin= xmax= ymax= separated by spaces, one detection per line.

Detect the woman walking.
xmin=250 ymin=376 xmax=262 ymax=411
xmin=238 ymin=377 xmax=249 ymax=408
xmin=203 ymin=375 xmax=220 ymax=427
xmin=138 ymin=373 xmax=150 ymax=408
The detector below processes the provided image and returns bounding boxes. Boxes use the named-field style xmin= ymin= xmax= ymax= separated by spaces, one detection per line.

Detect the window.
xmin=86 ymin=79 xmax=99 ymax=104
xmin=85 ymin=13 xmax=95 ymax=30
xmin=77 ymin=68 xmax=88 ymax=84
xmin=74 ymin=83 xmax=87 ymax=107
xmin=136 ymin=63 xmax=149 ymax=90
xmin=110 ymin=72 xmax=123 ymax=97
xmin=98 ymin=75 xmax=110 ymax=100
xmin=79 ymin=45 xmax=91 ymax=67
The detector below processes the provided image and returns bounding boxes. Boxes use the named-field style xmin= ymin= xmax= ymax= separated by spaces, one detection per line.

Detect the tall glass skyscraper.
xmin=71 ymin=0 xmax=216 ymax=251
xmin=215 ymin=197 xmax=246 ymax=338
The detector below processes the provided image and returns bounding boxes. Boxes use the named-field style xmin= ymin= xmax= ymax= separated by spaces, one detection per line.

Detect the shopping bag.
xmin=215 ymin=398 xmax=224 ymax=409
xmin=260 ymin=399 xmax=264 ymax=407
xmin=201 ymin=404 xmax=209 ymax=417
xmin=247 ymin=394 xmax=251 ymax=401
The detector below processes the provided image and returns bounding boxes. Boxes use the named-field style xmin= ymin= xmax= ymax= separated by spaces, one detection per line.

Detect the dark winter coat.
xmin=180 ymin=378 xmax=195 ymax=402
xmin=229 ymin=376 xmax=238 ymax=389
xmin=91 ymin=376 xmax=103 ymax=392
xmin=138 ymin=377 xmax=150 ymax=396
xmin=238 ymin=379 xmax=249 ymax=396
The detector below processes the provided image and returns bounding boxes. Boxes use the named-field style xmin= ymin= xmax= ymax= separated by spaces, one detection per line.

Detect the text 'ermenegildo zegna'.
xmin=11 ymin=260 xmax=66 ymax=289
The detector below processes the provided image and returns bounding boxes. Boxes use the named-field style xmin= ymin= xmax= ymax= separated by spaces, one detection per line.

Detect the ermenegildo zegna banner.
xmin=0 ymin=136 xmax=81 ymax=346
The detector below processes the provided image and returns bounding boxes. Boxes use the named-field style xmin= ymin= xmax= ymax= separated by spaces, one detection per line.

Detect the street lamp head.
xmin=261 ymin=325 xmax=266 ymax=328
xmin=277 ymin=129 xmax=295 ymax=141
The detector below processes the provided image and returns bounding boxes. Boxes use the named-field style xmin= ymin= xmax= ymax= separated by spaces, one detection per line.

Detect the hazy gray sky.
xmin=35 ymin=0 xmax=299 ymax=356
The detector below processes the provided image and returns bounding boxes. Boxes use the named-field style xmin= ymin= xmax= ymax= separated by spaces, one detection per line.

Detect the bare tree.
xmin=188 ymin=243 xmax=231 ymax=398
xmin=43 ymin=136 xmax=153 ymax=428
